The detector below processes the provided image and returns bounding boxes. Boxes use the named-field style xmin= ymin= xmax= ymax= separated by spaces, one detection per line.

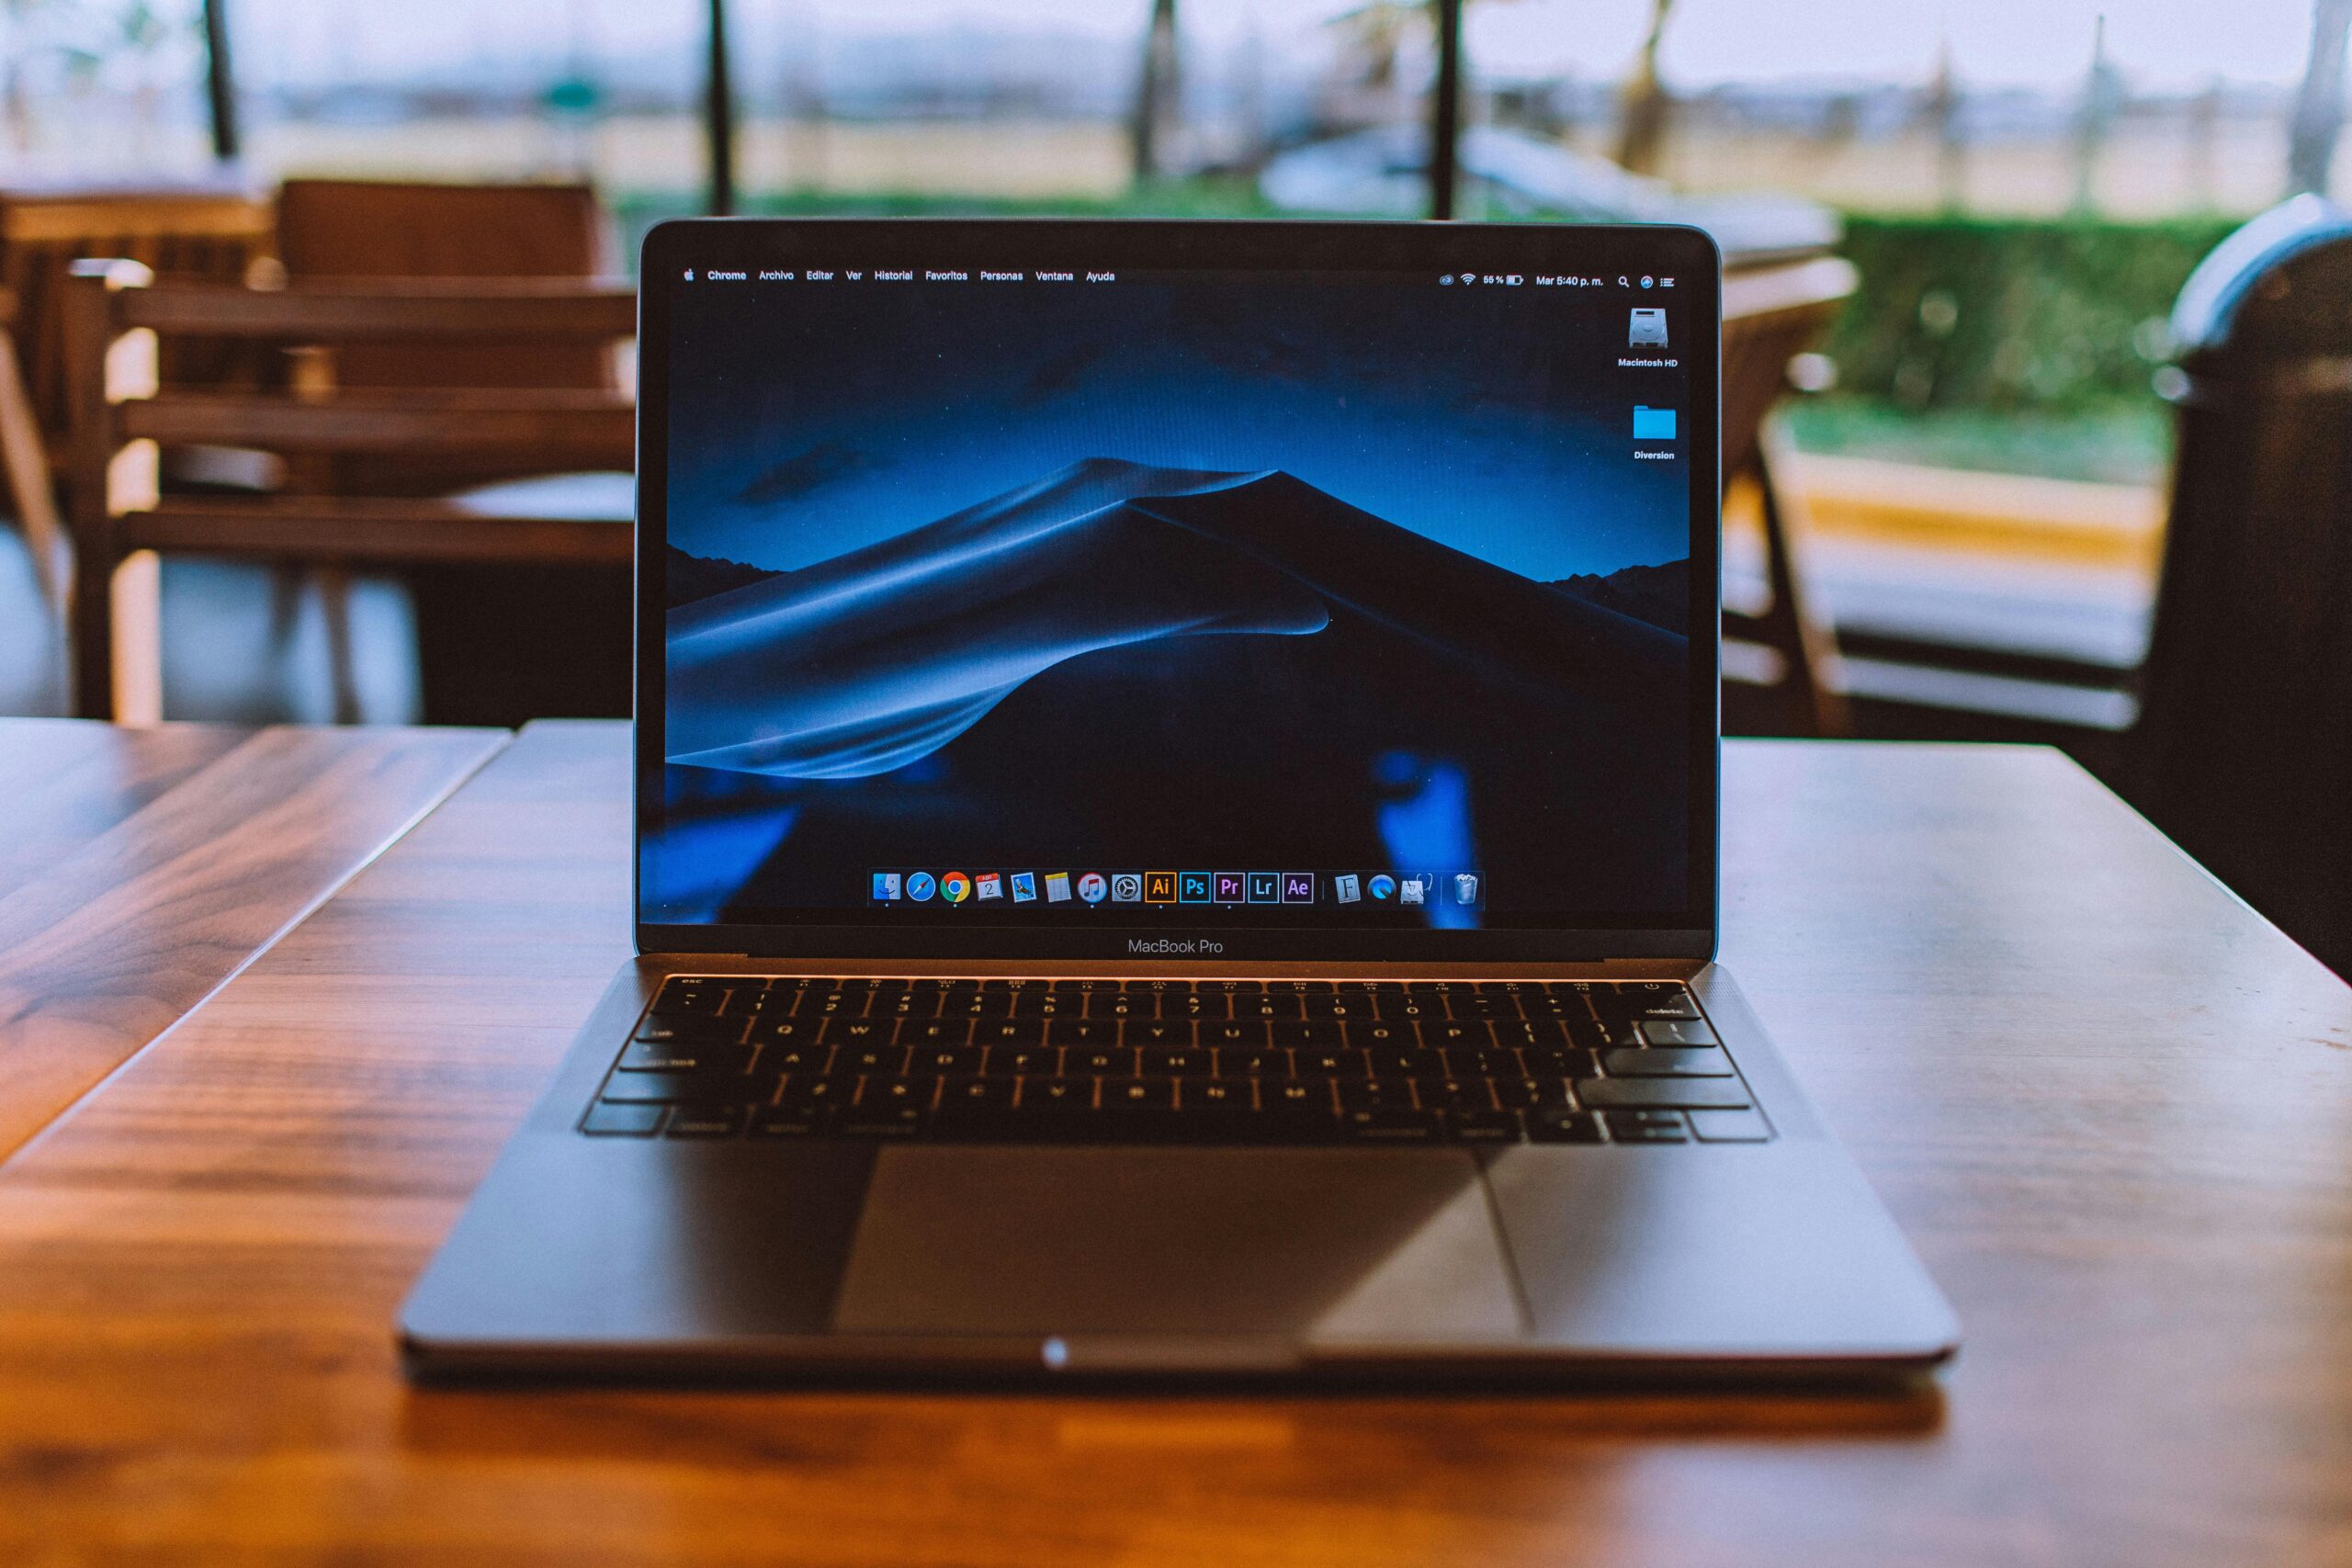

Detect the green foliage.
xmin=1818 ymin=213 xmax=2241 ymax=415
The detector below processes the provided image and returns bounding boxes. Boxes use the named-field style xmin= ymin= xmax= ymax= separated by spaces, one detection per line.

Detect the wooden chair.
xmin=0 ymin=286 xmax=64 ymax=605
xmin=271 ymin=180 xmax=624 ymax=719
xmin=2133 ymin=202 xmax=2352 ymax=976
xmin=62 ymin=262 xmax=635 ymax=725
xmin=0 ymin=184 xmax=273 ymax=611
xmin=1720 ymin=254 xmax=1858 ymax=738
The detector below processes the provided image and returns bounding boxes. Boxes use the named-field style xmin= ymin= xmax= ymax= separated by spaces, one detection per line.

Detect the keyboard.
xmin=579 ymin=977 xmax=1770 ymax=1146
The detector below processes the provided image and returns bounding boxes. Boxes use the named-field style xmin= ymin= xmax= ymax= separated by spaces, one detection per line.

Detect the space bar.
xmin=930 ymin=1106 xmax=1343 ymax=1145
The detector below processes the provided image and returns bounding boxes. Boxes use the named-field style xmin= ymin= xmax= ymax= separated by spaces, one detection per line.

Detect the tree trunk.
xmin=1132 ymin=0 xmax=1182 ymax=184
xmin=1614 ymin=0 xmax=1676 ymax=175
xmin=2289 ymin=0 xmax=2352 ymax=197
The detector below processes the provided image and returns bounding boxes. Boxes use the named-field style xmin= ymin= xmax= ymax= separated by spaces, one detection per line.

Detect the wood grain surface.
xmin=1 ymin=725 xmax=2346 ymax=1568
xmin=0 ymin=719 xmax=506 ymax=1161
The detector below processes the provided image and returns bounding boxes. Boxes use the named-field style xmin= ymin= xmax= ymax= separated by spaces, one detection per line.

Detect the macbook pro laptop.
xmin=401 ymin=220 xmax=1959 ymax=1382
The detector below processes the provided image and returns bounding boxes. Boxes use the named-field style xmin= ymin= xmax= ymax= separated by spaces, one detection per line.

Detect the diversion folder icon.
xmin=1633 ymin=405 xmax=1678 ymax=440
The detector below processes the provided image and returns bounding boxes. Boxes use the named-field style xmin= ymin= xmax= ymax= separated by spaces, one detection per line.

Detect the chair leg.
xmin=0 ymin=327 xmax=64 ymax=612
xmin=110 ymin=549 xmax=164 ymax=726
xmin=1752 ymin=434 xmax=1851 ymax=739
xmin=318 ymin=565 xmax=359 ymax=724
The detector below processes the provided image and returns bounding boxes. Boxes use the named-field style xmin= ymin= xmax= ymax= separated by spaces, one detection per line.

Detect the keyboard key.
xmin=1619 ymin=987 xmax=1701 ymax=1021
xmin=1267 ymin=1021 xmax=1345 ymax=1050
xmin=617 ymin=1041 xmax=714 ymax=1073
xmin=1188 ymin=1079 xmax=1254 ymax=1111
xmin=1603 ymin=1111 xmax=1689 ymax=1144
xmin=599 ymin=1072 xmax=698 ymax=1103
xmin=1590 ymin=983 xmax=1694 ymax=1019
xmin=839 ymin=1045 xmax=910 ymax=1076
xmin=1688 ymin=1109 xmax=1773 ymax=1143
xmin=1363 ymin=1047 xmax=1446 ymax=1077
xmin=973 ymin=1019 xmax=1049 ymax=1047
xmin=1220 ymin=1050 xmax=1286 ymax=1077
xmin=1424 ymin=1021 xmax=1497 ymax=1050
xmin=1295 ymin=1048 xmax=1369 ymax=1078
xmin=1141 ymin=1049 xmax=1212 ymax=1076
xmin=745 ymin=1016 xmax=824 ymax=1046
xmin=1104 ymin=1077 xmax=1177 ymax=1110
xmin=1048 ymin=1019 xmax=1119 ymax=1047
xmin=1267 ymin=1080 xmax=1334 ymax=1111
xmin=899 ymin=1018 xmax=971 ymax=1046
xmin=1577 ymin=1078 xmax=1751 ymax=1111
xmin=1125 ymin=1019 xmax=1194 ymax=1048
xmin=1601 ymin=1047 xmax=1733 ymax=1077
xmin=1201 ymin=1021 xmax=1271 ymax=1049
xmin=650 ymin=981 xmax=729 ymax=1013
xmin=1414 ymin=1077 xmax=1494 ymax=1111
xmin=1524 ymin=1046 xmax=1602 ymax=1078
xmin=1069 ymin=1047 xmax=1139 ymax=1076
xmin=1442 ymin=1047 xmax=1521 ymax=1077
xmin=983 ymin=1045 xmax=1058 ymax=1077
xmin=776 ymin=1075 xmax=855 ymax=1109
xmin=909 ymin=1046 xmax=984 ymax=1076
xmin=760 ymin=1043 xmax=832 ymax=1075
xmin=940 ymin=1076 xmax=1015 ymax=1108
xmin=1638 ymin=1018 xmax=1721 ymax=1047
xmin=1019 ymin=1077 xmax=1093 ymax=1110
xmin=1341 ymin=1109 xmax=1445 ymax=1144
xmin=1491 ymin=1077 xmax=1574 ymax=1108
xmin=1336 ymin=1079 xmax=1412 ymax=1111
xmin=665 ymin=1105 xmax=744 ymax=1138
xmin=751 ymin=1106 xmax=827 ymax=1137
xmin=634 ymin=1014 xmax=747 ymax=1045
xmin=1445 ymin=1109 xmax=1523 ymax=1144
xmin=581 ymin=1102 xmax=664 ymax=1135
xmin=837 ymin=1105 xmax=929 ymax=1138
xmin=862 ymin=1075 xmax=938 ymax=1111
xmin=1526 ymin=1108 xmax=1606 ymax=1143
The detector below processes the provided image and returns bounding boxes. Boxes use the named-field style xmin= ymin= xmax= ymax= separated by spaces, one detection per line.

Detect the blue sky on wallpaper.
xmin=663 ymin=280 xmax=1691 ymax=583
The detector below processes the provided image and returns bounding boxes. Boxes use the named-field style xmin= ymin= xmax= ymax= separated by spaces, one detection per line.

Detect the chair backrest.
xmin=62 ymin=262 xmax=637 ymax=720
xmin=0 ymin=186 xmax=272 ymax=450
xmin=2136 ymin=197 xmax=2352 ymax=976
xmin=1718 ymin=255 xmax=1858 ymax=737
xmin=1721 ymin=256 xmax=1854 ymax=486
xmin=274 ymin=179 xmax=614 ymax=392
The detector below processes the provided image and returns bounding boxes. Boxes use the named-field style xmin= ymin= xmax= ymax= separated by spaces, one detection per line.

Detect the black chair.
xmin=2135 ymin=196 xmax=2352 ymax=976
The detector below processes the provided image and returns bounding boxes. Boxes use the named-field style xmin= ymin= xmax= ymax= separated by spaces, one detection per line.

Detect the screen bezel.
xmin=634 ymin=218 xmax=1722 ymax=964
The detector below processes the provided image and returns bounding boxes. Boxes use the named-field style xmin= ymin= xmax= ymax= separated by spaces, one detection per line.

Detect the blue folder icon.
xmin=1633 ymin=405 xmax=1678 ymax=439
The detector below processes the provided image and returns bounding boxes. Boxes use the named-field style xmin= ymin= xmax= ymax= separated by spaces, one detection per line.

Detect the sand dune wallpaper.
xmin=650 ymin=275 xmax=1694 ymax=926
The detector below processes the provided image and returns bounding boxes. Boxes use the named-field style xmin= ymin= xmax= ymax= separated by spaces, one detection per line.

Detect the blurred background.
xmin=4 ymin=0 xmax=2350 ymax=965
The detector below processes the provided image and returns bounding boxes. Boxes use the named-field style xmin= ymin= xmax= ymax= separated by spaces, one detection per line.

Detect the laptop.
xmin=401 ymin=219 xmax=1959 ymax=1382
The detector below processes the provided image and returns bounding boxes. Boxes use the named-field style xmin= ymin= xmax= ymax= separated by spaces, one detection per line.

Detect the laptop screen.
xmin=639 ymin=221 xmax=1717 ymax=956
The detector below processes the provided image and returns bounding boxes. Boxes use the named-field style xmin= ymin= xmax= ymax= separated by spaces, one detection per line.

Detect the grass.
xmin=1781 ymin=398 xmax=2172 ymax=487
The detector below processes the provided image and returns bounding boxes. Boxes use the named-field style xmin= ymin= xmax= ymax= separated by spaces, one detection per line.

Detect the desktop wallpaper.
xmin=650 ymin=275 xmax=1694 ymax=928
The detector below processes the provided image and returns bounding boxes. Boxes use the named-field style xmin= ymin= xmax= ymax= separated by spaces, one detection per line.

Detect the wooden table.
xmin=3 ymin=725 xmax=2346 ymax=1567
xmin=0 ymin=717 xmax=503 ymax=1162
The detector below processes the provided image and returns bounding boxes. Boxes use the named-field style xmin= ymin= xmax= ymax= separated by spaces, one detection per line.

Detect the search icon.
xmin=1617 ymin=276 xmax=1629 ymax=287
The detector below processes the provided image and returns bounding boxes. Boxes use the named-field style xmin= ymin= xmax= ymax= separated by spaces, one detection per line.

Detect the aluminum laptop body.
xmin=401 ymin=220 xmax=1959 ymax=1382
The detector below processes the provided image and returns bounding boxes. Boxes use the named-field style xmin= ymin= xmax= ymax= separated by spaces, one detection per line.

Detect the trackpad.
xmin=831 ymin=1147 xmax=1524 ymax=1344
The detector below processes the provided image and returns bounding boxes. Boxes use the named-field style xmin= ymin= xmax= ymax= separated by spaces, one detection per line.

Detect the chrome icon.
xmin=940 ymin=871 xmax=973 ymax=904
xmin=1077 ymin=872 xmax=1107 ymax=904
